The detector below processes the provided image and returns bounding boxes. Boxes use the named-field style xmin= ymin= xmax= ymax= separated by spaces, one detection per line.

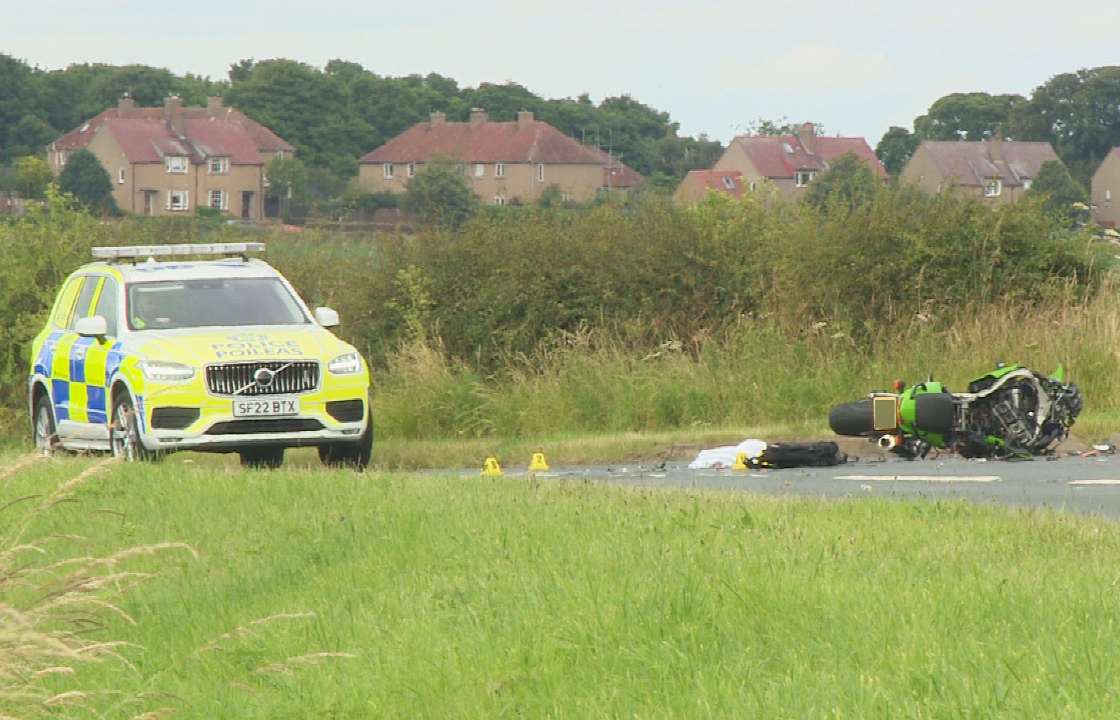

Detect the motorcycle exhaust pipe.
xmin=878 ymin=434 xmax=900 ymax=449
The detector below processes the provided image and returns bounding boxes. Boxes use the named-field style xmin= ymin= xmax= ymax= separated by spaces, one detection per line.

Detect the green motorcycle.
xmin=829 ymin=363 xmax=1083 ymax=459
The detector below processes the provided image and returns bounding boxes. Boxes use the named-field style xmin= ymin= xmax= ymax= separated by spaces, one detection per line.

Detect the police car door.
xmin=53 ymin=274 xmax=118 ymax=449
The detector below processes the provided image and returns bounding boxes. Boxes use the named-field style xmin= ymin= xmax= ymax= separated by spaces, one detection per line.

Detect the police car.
xmin=28 ymin=242 xmax=372 ymax=469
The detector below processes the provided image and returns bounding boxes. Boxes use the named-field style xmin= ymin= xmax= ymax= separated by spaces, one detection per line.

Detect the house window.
xmin=1108 ymin=189 xmax=1113 ymax=202
xmin=782 ymin=142 xmax=794 ymax=154
xmin=494 ymin=196 xmax=506 ymax=206
xmin=1022 ymin=179 xmax=1032 ymax=191
xmin=537 ymin=164 xmax=544 ymax=182
xmin=455 ymin=164 xmax=464 ymax=176
xmin=407 ymin=163 xmax=415 ymax=178
xmin=208 ymin=157 xmax=229 ymax=174
xmin=208 ymin=189 xmax=228 ymax=210
xmin=165 ymin=156 xmax=189 ymax=174
xmin=984 ymin=179 xmax=1002 ymax=197
xmin=795 ymin=171 xmax=814 ymax=187
xmin=383 ymin=163 xmax=394 ymax=179
xmin=749 ymin=181 xmax=757 ymax=191
xmin=118 ymin=167 xmax=125 ymax=184
xmin=721 ymin=176 xmax=735 ymax=190
xmin=475 ymin=164 xmax=485 ymax=178
xmin=495 ymin=163 xmax=505 ymax=178
xmin=166 ymin=190 xmax=189 ymax=211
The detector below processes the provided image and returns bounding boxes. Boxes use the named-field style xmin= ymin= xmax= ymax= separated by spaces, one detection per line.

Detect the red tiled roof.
xmin=682 ymin=169 xmax=744 ymax=198
xmin=359 ymin=119 xmax=607 ymax=165
xmin=917 ymin=140 xmax=1059 ymax=187
xmin=730 ymin=133 xmax=890 ymax=180
xmin=50 ymin=101 xmax=293 ymax=159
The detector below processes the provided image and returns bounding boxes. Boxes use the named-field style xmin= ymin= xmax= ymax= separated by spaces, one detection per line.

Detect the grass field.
xmin=4 ymin=450 xmax=1120 ymax=718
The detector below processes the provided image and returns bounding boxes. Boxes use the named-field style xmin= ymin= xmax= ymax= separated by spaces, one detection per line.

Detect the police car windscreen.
xmin=128 ymin=278 xmax=310 ymax=330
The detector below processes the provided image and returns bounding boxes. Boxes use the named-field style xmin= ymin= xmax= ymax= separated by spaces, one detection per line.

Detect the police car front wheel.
xmin=110 ymin=393 xmax=157 ymax=462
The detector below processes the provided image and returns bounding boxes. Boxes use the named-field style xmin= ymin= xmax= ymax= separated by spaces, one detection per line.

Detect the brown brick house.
xmin=711 ymin=122 xmax=888 ymax=200
xmin=1091 ymin=148 xmax=1120 ymax=227
xmin=899 ymin=138 xmax=1059 ymax=203
xmin=357 ymin=109 xmax=642 ymax=204
xmin=47 ymin=95 xmax=294 ymax=220
xmin=673 ymin=169 xmax=745 ymax=205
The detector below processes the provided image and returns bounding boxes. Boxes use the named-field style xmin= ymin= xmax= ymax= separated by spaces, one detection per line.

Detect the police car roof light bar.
xmin=92 ymin=242 xmax=266 ymax=263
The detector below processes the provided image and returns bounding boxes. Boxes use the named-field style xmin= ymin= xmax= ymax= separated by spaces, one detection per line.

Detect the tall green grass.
xmin=5 ymin=453 xmax=1120 ymax=717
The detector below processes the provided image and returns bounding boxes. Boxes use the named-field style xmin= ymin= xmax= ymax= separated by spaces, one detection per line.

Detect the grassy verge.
xmin=5 ymin=453 xmax=1120 ymax=717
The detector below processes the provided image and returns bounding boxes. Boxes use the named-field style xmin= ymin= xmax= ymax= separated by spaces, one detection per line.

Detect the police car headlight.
xmin=328 ymin=353 xmax=363 ymax=375
xmin=139 ymin=361 xmax=196 ymax=382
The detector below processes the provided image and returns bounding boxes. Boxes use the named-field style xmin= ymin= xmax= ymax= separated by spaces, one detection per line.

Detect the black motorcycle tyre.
xmin=829 ymin=400 xmax=876 ymax=437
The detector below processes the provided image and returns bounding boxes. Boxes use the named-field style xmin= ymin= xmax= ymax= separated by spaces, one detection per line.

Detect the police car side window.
xmin=93 ymin=278 xmax=119 ymax=337
xmin=51 ymin=277 xmax=83 ymax=329
xmin=68 ymin=277 xmax=99 ymax=331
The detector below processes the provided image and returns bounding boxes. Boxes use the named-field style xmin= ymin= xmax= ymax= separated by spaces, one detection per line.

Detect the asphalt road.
xmin=463 ymin=450 xmax=1120 ymax=520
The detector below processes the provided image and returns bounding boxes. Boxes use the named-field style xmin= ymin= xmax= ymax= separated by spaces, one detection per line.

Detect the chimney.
xmin=164 ymin=95 xmax=185 ymax=136
xmin=469 ymin=108 xmax=488 ymax=129
xmin=799 ymin=122 xmax=815 ymax=154
xmin=207 ymin=96 xmax=223 ymax=112
xmin=517 ymin=109 xmax=534 ymax=130
xmin=429 ymin=111 xmax=446 ymax=128
xmin=989 ymin=132 xmax=1004 ymax=163
xmin=118 ymin=93 xmax=135 ymax=115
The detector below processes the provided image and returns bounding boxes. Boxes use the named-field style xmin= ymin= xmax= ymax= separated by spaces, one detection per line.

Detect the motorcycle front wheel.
xmin=829 ymin=399 xmax=875 ymax=436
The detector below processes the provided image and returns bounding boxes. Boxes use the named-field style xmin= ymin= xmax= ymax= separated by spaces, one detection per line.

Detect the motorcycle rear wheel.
xmin=829 ymin=399 xmax=875 ymax=436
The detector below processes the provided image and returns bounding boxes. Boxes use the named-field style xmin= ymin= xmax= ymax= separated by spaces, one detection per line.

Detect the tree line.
xmin=1 ymin=54 xmax=1118 ymax=200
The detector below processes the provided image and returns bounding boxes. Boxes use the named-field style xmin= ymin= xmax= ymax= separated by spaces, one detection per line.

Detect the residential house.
xmin=1091 ymin=148 xmax=1120 ymax=227
xmin=673 ymin=169 xmax=745 ymax=205
xmin=357 ymin=109 xmax=642 ymax=204
xmin=899 ymin=138 xmax=1059 ymax=203
xmin=47 ymin=95 xmax=294 ymax=220
xmin=711 ymin=122 xmax=888 ymax=200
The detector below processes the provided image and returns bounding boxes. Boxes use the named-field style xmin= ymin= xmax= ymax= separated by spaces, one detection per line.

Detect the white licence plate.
xmin=232 ymin=397 xmax=299 ymax=418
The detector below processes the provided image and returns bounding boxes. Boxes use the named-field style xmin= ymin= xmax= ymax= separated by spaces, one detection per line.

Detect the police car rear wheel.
xmin=33 ymin=396 xmax=58 ymax=456
xmin=110 ymin=394 xmax=154 ymax=461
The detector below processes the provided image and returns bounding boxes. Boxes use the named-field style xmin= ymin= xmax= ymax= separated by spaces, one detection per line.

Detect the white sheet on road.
xmin=687 ymin=439 xmax=767 ymax=469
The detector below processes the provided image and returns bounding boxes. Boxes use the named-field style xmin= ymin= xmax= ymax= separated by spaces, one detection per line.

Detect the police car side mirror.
xmin=314 ymin=307 xmax=340 ymax=328
xmin=75 ymin=315 xmax=109 ymax=337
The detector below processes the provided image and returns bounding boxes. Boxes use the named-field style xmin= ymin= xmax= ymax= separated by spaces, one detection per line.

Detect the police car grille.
xmin=206 ymin=361 xmax=321 ymax=396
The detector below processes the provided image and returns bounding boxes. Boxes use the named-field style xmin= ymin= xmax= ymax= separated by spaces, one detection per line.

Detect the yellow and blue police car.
xmin=28 ymin=242 xmax=372 ymax=469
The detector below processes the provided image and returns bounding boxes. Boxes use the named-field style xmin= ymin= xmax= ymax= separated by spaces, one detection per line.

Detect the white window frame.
xmin=118 ymin=167 xmax=125 ymax=184
xmin=208 ymin=156 xmax=230 ymax=174
xmin=407 ymin=163 xmax=415 ymax=178
xmin=537 ymin=164 xmax=545 ymax=182
xmin=984 ymin=179 xmax=1002 ymax=197
xmin=495 ymin=163 xmax=505 ymax=178
xmin=494 ymin=196 xmax=506 ymax=206
xmin=165 ymin=156 xmax=189 ymax=174
xmin=166 ymin=189 xmax=189 ymax=211
xmin=208 ymin=189 xmax=228 ymax=210
xmin=795 ymin=171 xmax=814 ymax=188
xmin=1107 ymin=189 xmax=1113 ymax=202
xmin=383 ymin=163 xmax=394 ymax=179
xmin=475 ymin=163 xmax=485 ymax=178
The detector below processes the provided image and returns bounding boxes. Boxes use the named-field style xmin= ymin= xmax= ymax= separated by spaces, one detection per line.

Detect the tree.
xmin=0 ymin=54 xmax=44 ymax=164
xmin=1008 ymin=66 xmax=1120 ymax=187
xmin=402 ymin=163 xmax=479 ymax=227
xmin=1026 ymin=160 xmax=1089 ymax=225
xmin=17 ymin=156 xmax=52 ymax=199
xmin=801 ymin=152 xmax=882 ymax=215
xmin=875 ymin=126 xmax=918 ymax=176
xmin=265 ymin=155 xmax=308 ymax=219
xmin=742 ymin=117 xmax=819 ymax=136
xmin=913 ymin=92 xmax=1025 ymax=142
xmin=57 ymin=148 xmax=118 ymax=215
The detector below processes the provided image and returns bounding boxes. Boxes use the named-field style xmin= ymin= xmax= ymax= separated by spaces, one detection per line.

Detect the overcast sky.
xmin=5 ymin=1 xmax=1118 ymax=146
